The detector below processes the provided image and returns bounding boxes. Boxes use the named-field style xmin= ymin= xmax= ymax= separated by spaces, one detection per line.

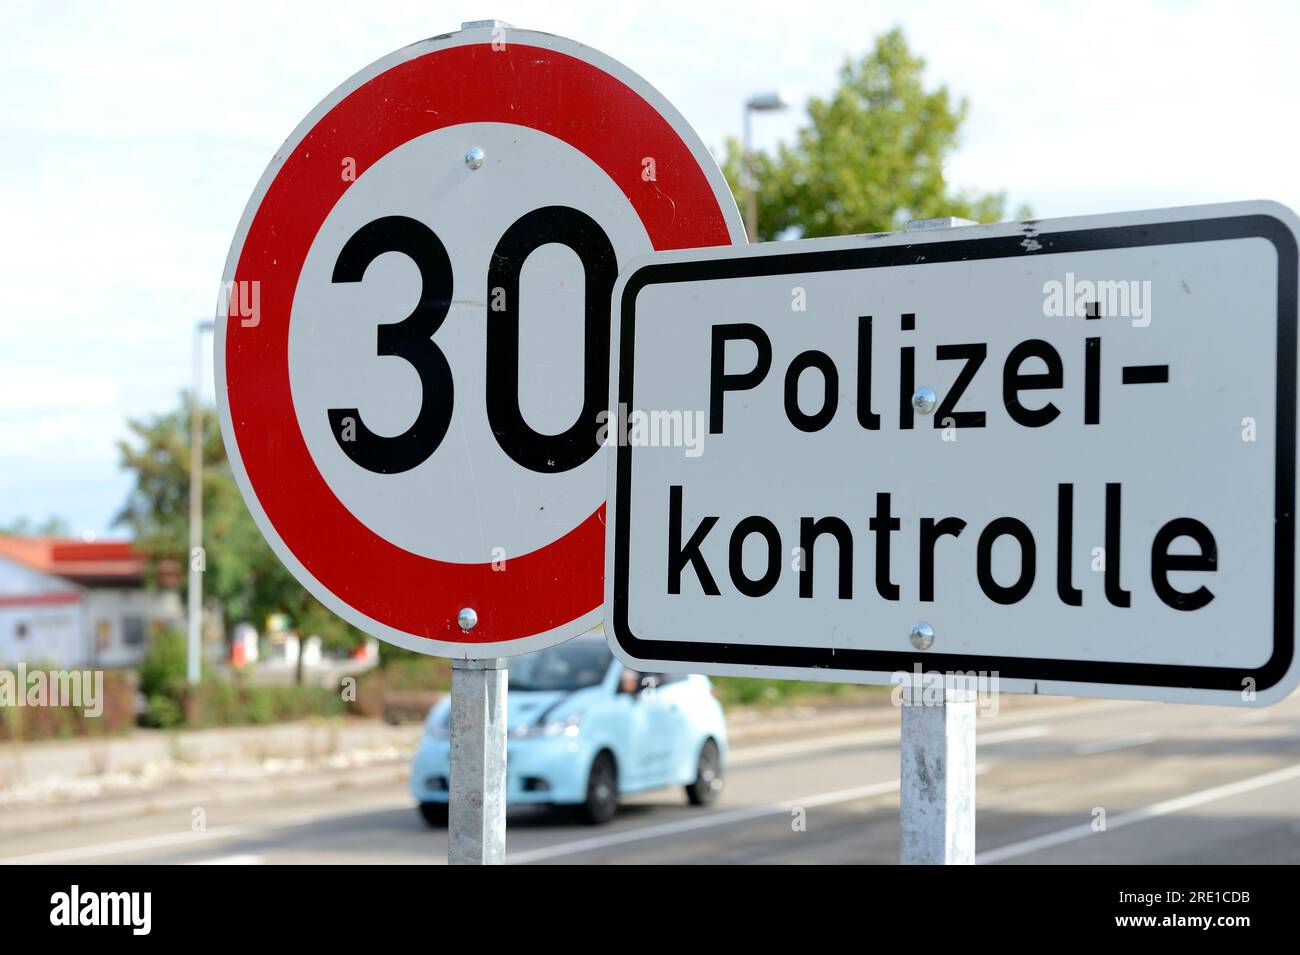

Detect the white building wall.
xmin=82 ymin=588 xmax=183 ymax=668
xmin=0 ymin=556 xmax=183 ymax=669
xmin=0 ymin=555 xmax=71 ymax=597
xmin=0 ymin=604 xmax=85 ymax=667
xmin=0 ymin=556 xmax=87 ymax=667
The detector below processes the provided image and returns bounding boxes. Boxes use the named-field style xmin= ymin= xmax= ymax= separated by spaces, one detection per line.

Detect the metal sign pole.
xmin=899 ymin=682 xmax=976 ymax=864
xmin=897 ymin=215 xmax=978 ymax=866
xmin=448 ymin=657 xmax=507 ymax=865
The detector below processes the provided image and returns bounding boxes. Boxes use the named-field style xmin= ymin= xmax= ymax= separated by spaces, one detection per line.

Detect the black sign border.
xmin=612 ymin=214 xmax=1297 ymax=692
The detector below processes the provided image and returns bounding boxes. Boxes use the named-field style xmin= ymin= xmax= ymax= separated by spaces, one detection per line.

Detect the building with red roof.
xmin=0 ymin=536 xmax=182 ymax=668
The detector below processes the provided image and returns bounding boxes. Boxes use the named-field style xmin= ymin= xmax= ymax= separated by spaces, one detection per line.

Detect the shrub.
xmin=0 ymin=670 xmax=136 ymax=742
xmin=138 ymin=628 xmax=187 ymax=700
xmin=145 ymin=692 xmax=184 ymax=730
xmin=710 ymin=677 xmax=880 ymax=708
xmin=348 ymin=654 xmax=449 ymax=719
xmin=173 ymin=679 xmax=346 ymax=729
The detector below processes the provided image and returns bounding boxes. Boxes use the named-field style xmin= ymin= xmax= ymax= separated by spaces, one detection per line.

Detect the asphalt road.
xmin=3 ymin=693 xmax=1299 ymax=865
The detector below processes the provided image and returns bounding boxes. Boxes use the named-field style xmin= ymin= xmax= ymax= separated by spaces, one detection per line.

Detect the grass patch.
xmin=711 ymin=677 xmax=886 ymax=708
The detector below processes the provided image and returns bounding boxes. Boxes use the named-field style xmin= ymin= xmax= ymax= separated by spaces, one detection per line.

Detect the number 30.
xmin=328 ymin=206 xmax=616 ymax=475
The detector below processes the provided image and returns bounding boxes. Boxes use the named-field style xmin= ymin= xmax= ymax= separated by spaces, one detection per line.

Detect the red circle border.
xmin=225 ymin=41 xmax=733 ymax=643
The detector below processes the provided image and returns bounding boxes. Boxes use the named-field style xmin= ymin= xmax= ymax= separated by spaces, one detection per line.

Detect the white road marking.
xmin=507 ymin=780 xmax=901 ymax=864
xmin=979 ymin=725 xmax=1050 ymax=745
xmin=731 ymin=728 xmax=899 ymax=764
xmin=191 ymin=854 xmax=265 ymax=865
xmin=730 ymin=698 xmax=1122 ymax=766
xmin=1073 ymin=732 xmax=1158 ymax=755
xmin=736 ymin=721 xmax=1049 ymax=766
xmin=977 ymin=761 xmax=1300 ymax=864
xmin=0 ymin=796 xmax=408 ymax=865
xmin=1218 ymin=711 xmax=1271 ymax=727
xmin=1 ymin=826 xmax=264 ymax=865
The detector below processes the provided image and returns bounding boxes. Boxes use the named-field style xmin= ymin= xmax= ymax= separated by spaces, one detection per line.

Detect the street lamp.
xmin=187 ymin=318 xmax=215 ymax=685
xmin=743 ymin=90 xmax=790 ymax=242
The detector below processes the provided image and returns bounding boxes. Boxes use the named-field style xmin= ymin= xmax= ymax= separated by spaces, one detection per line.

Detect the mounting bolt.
xmin=457 ymin=607 xmax=478 ymax=632
xmin=911 ymin=387 xmax=937 ymax=415
xmin=464 ymin=146 xmax=485 ymax=170
xmin=909 ymin=620 xmax=935 ymax=650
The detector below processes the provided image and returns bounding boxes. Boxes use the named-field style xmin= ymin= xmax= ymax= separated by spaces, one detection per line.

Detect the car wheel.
xmin=418 ymin=802 xmax=449 ymax=827
xmin=686 ymin=738 xmax=723 ymax=806
xmin=578 ymin=751 xmax=619 ymax=825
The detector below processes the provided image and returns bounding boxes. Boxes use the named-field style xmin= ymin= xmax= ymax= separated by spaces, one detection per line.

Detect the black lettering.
xmin=933 ymin=343 xmax=987 ymax=429
xmin=668 ymin=485 xmax=720 ymax=596
xmin=485 ymin=206 xmax=616 ymax=473
xmin=729 ymin=517 xmax=782 ymax=597
xmin=1003 ymin=339 xmax=1063 ymax=427
xmin=919 ymin=517 xmax=966 ymax=602
xmin=784 ymin=350 xmax=839 ymax=432
xmin=1104 ymin=482 xmax=1132 ymax=607
xmin=799 ymin=517 xmax=853 ymax=599
xmin=1084 ymin=337 xmax=1100 ymax=425
xmin=977 ymin=518 xmax=1036 ymax=604
xmin=1151 ymin=518 xmax=1217 ymax=611
xmin=328 ymin=216 xmax=454 ymax=474
xmin=1057 ymin=483 xmax=1083 ymax=606
xmin=856 ymin=316 xmax=881 ymax=430
xmin=899 ymin=345 xmax=915 ymax=430
xmin=869 ymin=492 xmax=901 ymax=600
xmin=709 ymin=323 xmax=772 ymax=433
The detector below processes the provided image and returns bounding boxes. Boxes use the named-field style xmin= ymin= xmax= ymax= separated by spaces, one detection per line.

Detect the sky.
xmin=2 ymin=0 xmax=1299 ymax=538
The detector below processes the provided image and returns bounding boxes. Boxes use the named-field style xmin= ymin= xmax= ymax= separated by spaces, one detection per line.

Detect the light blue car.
xmin=411 ymin=633 xmax=727 ymax=825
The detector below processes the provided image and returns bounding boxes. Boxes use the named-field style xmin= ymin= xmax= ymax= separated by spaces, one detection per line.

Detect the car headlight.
xmin=515 ymin=713 xmax=582 ymax=738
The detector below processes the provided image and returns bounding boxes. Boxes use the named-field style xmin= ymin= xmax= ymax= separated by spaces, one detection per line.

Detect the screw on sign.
xmin=215 ymin=24 xmax=745 ymax=659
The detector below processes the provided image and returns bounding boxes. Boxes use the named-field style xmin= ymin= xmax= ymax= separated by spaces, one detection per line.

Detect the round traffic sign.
xmin=216 ymin=25 xmax=744 ymax=657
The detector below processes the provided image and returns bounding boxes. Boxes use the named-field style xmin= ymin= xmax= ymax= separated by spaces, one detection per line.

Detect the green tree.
xmin=723 ymin=28 xmax=1024 ymax=240
xmin=115 ymin=394 xmax=365 ymax=669
xmin=0 ymin=515 xmax=71 ymax=536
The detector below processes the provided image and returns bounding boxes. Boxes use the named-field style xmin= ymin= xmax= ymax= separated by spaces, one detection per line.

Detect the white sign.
xmin=217 ymin=25 xmax=743 ymax=657
xmin=605 ymin=201 xmax=1300 ymax=704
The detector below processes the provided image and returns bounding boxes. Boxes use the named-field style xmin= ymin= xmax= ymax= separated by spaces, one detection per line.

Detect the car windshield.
xmin=508 ymin=639 xmax=611 ymax=692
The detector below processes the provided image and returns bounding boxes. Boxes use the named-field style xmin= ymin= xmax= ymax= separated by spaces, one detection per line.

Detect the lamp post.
xmin=743 ymin=90 xmax=790 ymax=242
xmin=187 ymin=318 xmax=214 ymax=685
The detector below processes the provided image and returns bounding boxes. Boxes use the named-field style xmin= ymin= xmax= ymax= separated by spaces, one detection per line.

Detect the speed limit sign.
xmin=216 ymin=23 xmax=744 ymax=657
